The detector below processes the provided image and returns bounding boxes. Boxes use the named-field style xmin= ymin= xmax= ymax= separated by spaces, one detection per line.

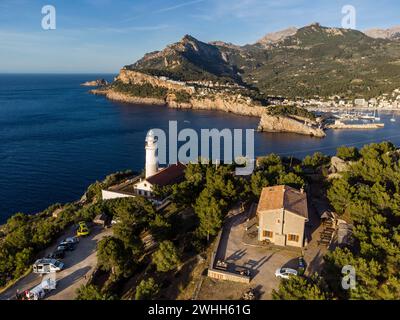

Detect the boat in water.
xmin=374 ymin=109 xmax=380 ymax=121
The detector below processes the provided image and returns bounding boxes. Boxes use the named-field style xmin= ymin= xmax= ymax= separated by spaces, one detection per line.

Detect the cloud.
xmin=121 ymin=0 xmax=206 ymax=23
xmin=156 ymin=0 xmax=206 ymax=13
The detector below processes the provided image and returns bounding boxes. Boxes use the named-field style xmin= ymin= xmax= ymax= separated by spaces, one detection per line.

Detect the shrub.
xmin=135 ymin=278 xmax=159 ymax=300
xmin=336 ymin=146 xmax=360 ymax=161
xmin=152 ymin=240 xmax=181 ymax=272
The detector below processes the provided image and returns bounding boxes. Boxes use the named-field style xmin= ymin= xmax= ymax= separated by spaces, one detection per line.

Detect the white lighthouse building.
xmin=101 ymin=129 xmax=186 ymax=203
xmin=145 ymin=130 xmax=158 ymax=178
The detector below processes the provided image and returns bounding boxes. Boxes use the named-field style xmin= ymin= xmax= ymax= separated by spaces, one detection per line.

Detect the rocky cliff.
xmin=116 ymin=69 xmax=195 ymax=93
xmin=91 ymin=88 xmax=166 ymax=106
xmin=81 ymin=79 xmax=108 ymax=87
xmin=168 ymin=94 xmax=266 ymax=117
xmin=258 ymin=113 xmax=326 ymax=137
xmin=255 ymin=26 xmax=298 ymax=47
xmin=92 ymin=69 xmax=326 ymax=137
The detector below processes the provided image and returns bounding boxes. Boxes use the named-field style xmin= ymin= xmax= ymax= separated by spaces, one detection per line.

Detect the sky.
xmin=0 ymin=0 xmax=399 ymax=73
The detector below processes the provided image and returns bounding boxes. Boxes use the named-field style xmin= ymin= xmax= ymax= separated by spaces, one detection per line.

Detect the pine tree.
xmin=152 ymin=240 xmax=181 ymax=272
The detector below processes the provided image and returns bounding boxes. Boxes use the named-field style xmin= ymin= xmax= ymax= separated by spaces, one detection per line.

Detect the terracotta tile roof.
xmin=146 ymin=162 xmax=186 ymax=187
xmin=257 ymin=185 xmax=308 ymax=219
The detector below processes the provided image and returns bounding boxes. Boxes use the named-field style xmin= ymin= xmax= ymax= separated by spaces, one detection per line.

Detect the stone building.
xmin=257 ymin=185 xmax=309 ymax=248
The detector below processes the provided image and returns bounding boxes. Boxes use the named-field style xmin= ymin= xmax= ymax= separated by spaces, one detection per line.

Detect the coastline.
xmin=89 ymin=69 xmax=326 ymax=138
xmin=93 ymin=87 xmax=326 ymax=138
xmin=91 ymin=88 xmax=167 ymax=106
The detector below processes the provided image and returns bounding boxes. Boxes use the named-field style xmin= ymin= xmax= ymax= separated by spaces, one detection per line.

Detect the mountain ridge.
xmin=364 ymin=26 xmax=400 ymax=40
xmin=125 ymin=23 xmax=400 ymax=99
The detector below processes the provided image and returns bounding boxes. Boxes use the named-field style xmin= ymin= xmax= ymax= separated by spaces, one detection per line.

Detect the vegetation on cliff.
xmin=112 ymin=80 xmax=168 ymax=100
xmin=274 ymin=141 xmax=400 ymax=300
xmin=266 ymin=105 xmax=316 ymax=120
xmin=0 ymin=171 xmax=132 ymax=288
xmin=173 ymin=91 xmax=192 ymax=103
xmin=127 ymin=34 xmax=242 ymax=84
xmin=3 ymin=141 xmax=400 ymax=300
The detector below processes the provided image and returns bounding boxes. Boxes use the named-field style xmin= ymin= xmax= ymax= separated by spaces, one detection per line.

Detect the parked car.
xmin=58 ymin=240 xmax=77 ymax=251
xmin=275 ymin=268 xmax=298 ymax=279
xmin=56 ymin=244 xmax=68 ymax=252
xmin=24 ymin=278 xmax=57 ymax=300
xmin=298 ymin=256 xmax=306 ymax=275
xmin=64 ymin=237 xmax=79 ymax=244
xmin=32 ymin=259 xmax=64 ymax=274
xmin=47 ymin=249 xmax=65 ymax=260
xmin=76 ymin=221 xmax=90 ymax=237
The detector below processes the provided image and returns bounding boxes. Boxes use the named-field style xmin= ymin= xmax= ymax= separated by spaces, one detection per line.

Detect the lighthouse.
xmin=145 ymin=130 xmax=158 ymax=178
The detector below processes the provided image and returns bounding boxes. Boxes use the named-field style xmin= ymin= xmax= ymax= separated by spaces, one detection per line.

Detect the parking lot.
xmin=213 ymin=210 xmax=300 ymax=299
xmin=0 ymin=224 xmax=112 ymax=300
xmin=208 ymin=201 xmax=327 ymax=299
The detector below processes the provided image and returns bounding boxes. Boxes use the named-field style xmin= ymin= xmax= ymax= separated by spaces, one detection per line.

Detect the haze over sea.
xmin=1 ymin=74 xmax=400 ymax=222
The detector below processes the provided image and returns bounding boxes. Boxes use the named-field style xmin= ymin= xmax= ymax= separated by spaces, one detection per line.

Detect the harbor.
xmin=326 ymin=121 xmax=385 ymax=130
xmin=319 ymin=109 xmax=393 ymax=130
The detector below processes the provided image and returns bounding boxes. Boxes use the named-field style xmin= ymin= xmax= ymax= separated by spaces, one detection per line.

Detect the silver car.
xmin=275 ymin=268 xmax=298 ymax=279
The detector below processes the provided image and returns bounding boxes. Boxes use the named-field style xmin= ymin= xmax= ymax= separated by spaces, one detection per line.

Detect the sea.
xmin=1 ymin=74 xmax=400 ymax=223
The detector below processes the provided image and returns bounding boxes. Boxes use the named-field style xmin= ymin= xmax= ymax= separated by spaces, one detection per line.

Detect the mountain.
xmin=126 ymin=34 xmax=243 ymax=84
xmin=364 ymin=26 xmax=400 ymax=40
xmin=126 ymin=23 xmax=400 ymax=99
xmin=255 ymin=26 xmax=298 ymax=47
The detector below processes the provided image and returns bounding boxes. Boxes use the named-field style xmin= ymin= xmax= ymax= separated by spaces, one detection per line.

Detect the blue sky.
xmin=0 ymin=0 xmax=399 ymax=73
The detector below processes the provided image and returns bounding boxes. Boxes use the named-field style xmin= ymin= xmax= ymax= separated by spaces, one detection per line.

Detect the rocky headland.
xmin=91 ymin=69 xmax=325 ymax=137
xmin=258 ymin=113 xmax=325 ymax=137
xmin=81 ymin=78 xmax=109 ymax=87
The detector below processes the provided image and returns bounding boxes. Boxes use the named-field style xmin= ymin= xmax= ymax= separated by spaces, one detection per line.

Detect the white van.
xmin=26 ymin=278 xmax=57 ymax=300
xmin=32 ymin=259 xmax=64 ymax=274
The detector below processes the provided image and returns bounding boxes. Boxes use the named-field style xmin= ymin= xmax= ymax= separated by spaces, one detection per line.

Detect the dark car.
xmin=58 ymin=241 xmax=77 ymax=251
xmin=298 ymin=256 xmax=306 ymax=275
xmin=47 ymin=248 xmax=65 ymax=260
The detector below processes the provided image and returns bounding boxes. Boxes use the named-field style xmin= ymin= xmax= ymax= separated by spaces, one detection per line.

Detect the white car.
xmin=275 ymin=268 xmax=298 ymax=279
xmin=33 ymin=259 xmax=64 ymax=274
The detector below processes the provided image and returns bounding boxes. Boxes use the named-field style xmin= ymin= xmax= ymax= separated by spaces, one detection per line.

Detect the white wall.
xmin=101 ymin=190 xmax=136 ymax=200
xmin=134 ymin=180 xmax=153 ymax=192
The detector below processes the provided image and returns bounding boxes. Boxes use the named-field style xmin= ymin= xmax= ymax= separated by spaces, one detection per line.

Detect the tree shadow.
xmin=281 ymin=256 xmax=300 ymax=270
xmin=244 ymin=253 xmax=275 ymax=278
xmin=159 ymin=257 xmax=199 ymax=300
xmin=46 ymin=266 xmax=91 ymax=298
xmin=306 ymin=249 xmax=324 ymax=275
xmin=225 ymin=249 xmax=247 ymax=263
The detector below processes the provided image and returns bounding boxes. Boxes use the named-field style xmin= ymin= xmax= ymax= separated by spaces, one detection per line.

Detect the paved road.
xmin=0 ymin=225 xmax=112 ymax=300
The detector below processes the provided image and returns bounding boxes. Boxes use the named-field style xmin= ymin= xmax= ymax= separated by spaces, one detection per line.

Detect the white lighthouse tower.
xmin=145 ymin=130 xmax=158 ymax=178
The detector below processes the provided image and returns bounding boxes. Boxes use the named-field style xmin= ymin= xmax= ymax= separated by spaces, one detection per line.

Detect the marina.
xmin=321 ymin=109 xmax=388 ymax=130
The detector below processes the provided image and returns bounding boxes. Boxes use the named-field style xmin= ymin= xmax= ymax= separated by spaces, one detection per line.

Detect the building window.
xmin=263 ymin=230 xmax=273 ymax=238
xmin=288 ymin=234 xmax=299 ymax=242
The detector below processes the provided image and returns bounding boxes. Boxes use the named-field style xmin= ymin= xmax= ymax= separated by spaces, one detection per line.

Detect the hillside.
xmin=126 ymin=34 xmax=243 ymax=84
xmin=126 ymin=23 xmax=400 ymax=99
xmin=364 ymin=26 xmax=400 ymax=40
xmin=255 ymin=26 xmax=298 ymax=47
